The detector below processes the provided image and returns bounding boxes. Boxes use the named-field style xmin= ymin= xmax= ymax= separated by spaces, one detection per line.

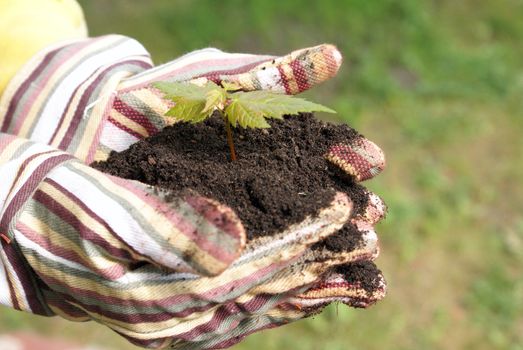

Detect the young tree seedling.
xmin=154 ymin=80 xmax=335 ymax=161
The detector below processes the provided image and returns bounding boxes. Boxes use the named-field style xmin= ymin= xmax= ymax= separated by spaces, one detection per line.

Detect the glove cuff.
xmin=0 ymin=133 xmax=75 ymax=314
xmin=0 ymin=35 xmax=152 ymax=163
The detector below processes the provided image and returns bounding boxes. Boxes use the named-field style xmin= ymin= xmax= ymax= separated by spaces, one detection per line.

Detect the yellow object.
xmin=0 ymin=0 xmax=88 ymax=95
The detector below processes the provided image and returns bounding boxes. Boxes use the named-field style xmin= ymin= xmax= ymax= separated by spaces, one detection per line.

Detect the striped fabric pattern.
xmin=167 ymin=255 xmax=387 ymax=349
xmin=0 ymin=35 xmax=153 ymax=163
xmin=96 ymin=47 xmax=275 ymax=160
xmin=18 ymin=188 xmax=352 ymax=345
xmin=108 ymin=186 xmax=384 ymax=349
xmin=0 ymin=134 xmax=74 ymax=314
xmin=0 ymin=136 xmax=386 ymax=348
xmin=327 ymin=139 xmax=386 ymax=182
xmin=186 ymin=269 xmax=387 ymax=350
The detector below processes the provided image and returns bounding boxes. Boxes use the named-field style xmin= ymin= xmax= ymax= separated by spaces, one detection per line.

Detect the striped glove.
xmin=0 ymin=35 xmax=387 ymax=349
xmin=0 ymin=132 xmax=245 ymax=311
xmin=0 ymin=133 xmax=377 ymax=349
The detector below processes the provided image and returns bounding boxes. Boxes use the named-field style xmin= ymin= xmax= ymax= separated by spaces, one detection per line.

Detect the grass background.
xmin=1 ymin=0 xmax=522 ymax=349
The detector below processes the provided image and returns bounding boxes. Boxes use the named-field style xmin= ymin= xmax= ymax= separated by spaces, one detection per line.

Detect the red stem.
xmin=225 ymin=118 xmax=237 ymax=161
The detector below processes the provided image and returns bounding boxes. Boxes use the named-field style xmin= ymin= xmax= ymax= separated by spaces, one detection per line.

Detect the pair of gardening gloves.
xmin=0 ymin=34 xmax=386 ymax=349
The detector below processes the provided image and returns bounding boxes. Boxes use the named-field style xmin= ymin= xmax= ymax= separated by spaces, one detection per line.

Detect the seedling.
xmin=154 ymin=80 xmax=335 ymax=161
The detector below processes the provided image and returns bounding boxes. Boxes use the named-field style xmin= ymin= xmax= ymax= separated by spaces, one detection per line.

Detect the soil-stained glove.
xmin=181 ymin=194 xmax=388 ymax=349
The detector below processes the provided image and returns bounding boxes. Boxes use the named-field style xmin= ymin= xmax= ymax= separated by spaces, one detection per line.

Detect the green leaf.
xmin=202 ymin=86 xmax=227 ymax=114
xmin=225 ymin=99 xmax=271 ymax=128
xmin=154 ymin=81 xmax=225 ymax=123
xmin=165 ymin=97 xmax=207 ymax=123
xmin=224 ymin=91 xmax=335 ymax=128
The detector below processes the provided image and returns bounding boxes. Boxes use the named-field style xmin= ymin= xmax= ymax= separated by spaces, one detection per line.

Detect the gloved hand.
xmin=90 ymin=144 xmax=387 ymax=349
xmin=0 ymin=35 xmax=387 ymax=349
xmin=0 ymin=132 xmax=358 ymax=347
xmin=131 ymin=143 xmax=388 ymax=349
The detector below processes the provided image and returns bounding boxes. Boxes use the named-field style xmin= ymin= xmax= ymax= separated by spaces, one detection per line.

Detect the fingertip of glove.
xmin=326 ymin=138 xmax=385 ymax=182
xmin=352 ymin=192 xmax=387 ymax=226
xmin=291 ymin=262 xmax=387 ymax=310
xmin=297 ymin=44 xmax=343 ymax=88
xmin=322 ymin=43 xmax=343 ymax=73
xmin=183 ymin=195 xmax=246 ymax=275
xmin=186 ymin=196 xmax=245 ymax=239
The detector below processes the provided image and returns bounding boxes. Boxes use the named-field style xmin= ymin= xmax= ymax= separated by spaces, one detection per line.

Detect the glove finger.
xmin=149 ymin=193 xmax=377 ymax=343
xmin=132 ymin=286 xmax=310 ymax=349
xmin=309 ymin=223 xmax=380 ymax=264
xmin=177 ymin=223 xmax=381 ymax=344
xmin=119 ymin=44 xmax=341 ymax=96
xmin=351 ymin=191 xmax=387 ymax=227
xmin=288 ymin=261 xmax=387 ymax=310
xmin=326 ymin=137 xmax=385 ymax=182
xmin=172 ymin=224 xmax=381 ymax=345
xmin=141 ymin=227 xmax=377 ymax=344
xmin=110 ymin=49 xmax=277 ymax=141
xmin=177 ymin=260 xmax=381 ymax=346
xmin=106 ymin=44 xmax=342 ymax=152
xmin=215 ymin=44 xmax=342 ymax=95
xmin=118 ymin=48 xmax=276 ymax=92
xmin=131 ymin=184 xmax=247 ymax=276
xmin=235 ymin=191 xmax=351 ymax=268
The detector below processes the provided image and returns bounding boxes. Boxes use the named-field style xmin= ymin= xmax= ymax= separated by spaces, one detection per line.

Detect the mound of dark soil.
xmin=92 ymin=113 xmax=369 ymax=251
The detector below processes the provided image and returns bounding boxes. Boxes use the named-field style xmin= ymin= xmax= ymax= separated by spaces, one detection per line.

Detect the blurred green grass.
xmin=1 ymin=0 xmax=522 ymax=349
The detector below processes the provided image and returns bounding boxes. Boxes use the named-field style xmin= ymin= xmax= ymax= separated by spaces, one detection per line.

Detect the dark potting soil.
xmin=335 ymin=261 xmax=383 ymax=293
xmin=92 ymin=113 xmax=369 ymax=250
xmin=312 ymin=223 xmax=363 ymax=253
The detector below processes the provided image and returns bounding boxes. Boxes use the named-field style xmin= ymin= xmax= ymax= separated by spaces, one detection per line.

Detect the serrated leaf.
xmin=202 ymin=86 xmax=227 ymax=114
xmin=233 ymin=91 xmax=336 ymax=117
xmin=165 ymin=97 xmax=207 ymax=123
xmin=224 ymin=91 xmax=335 ymax=129
xmin=154 ymin=81 xmax=224 ymax=123
xmin=225 ymin=99 xmax=271 ymax=129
